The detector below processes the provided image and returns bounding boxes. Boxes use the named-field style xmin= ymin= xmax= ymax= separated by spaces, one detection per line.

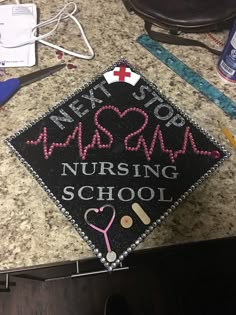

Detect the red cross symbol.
xmin=113 ymin=66 xmax=131 ymax=81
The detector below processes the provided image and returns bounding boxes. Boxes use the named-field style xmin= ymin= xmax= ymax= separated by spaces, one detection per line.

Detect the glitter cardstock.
xmin=5 ymin=59 xmax=230 ymax=270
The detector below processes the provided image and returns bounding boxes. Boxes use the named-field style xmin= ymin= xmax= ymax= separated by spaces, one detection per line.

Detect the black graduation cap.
xmin=5 ymin=59 xmax=230 ymax=271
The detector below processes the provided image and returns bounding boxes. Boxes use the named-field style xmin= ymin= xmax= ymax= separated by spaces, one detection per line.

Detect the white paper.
xmin=0 ymin=4 xmax=37 ymax=67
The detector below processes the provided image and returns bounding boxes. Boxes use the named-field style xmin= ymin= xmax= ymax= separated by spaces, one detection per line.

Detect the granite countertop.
xmin=0 ymin=0 xmax=235 ymax=271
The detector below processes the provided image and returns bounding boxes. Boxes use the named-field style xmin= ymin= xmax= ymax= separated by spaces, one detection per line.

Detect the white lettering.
xmin=82 ymin=89 xmax=103 ymax=109
xmin=61 ymin=163 xmax=79 ymax=176
xmin=97 ymin=187 xmax=115 ymax=200
xmin=162 ymin=166 xmax=179 ymax=179
xmin=133 ymin=164 xmax=141 ymax=177
xmin=132 ymin=85 xmax=151 ymax=100
xmin=137 ymin=187 xmax=155 ymax=201
xmin=118 ymin=187 xmax=135 ymax=201
xmin=98 ymin=162 xmax=116 ymax=175
xmin=144 ymin=165 xmax=160 ymax=178
xmin=62 ymin=186 xmax=75 ymax=200
xmin=117 ymin=163 xmax=129 ymax=176
xmin=50 ymin=109 xmax=74 ymax=130
xmin=81 ymin=162 xmax=97 ymax=175
xmin=165 ymin=114 xmax=185 ymax=128
xmin=78 ymin=186 xmax=94 ymax=200
xmin=144 ymin=92 xmax=163 ymax=108
xmin=69 ymin=101 xmax=89 ymax=118
xmin=93 ymin=80 xmax=112 ymax=98
xmin=158 ymin=188 xmax=173 ymax=202
xmin=154 ymin=103 xmax=174 ymax=121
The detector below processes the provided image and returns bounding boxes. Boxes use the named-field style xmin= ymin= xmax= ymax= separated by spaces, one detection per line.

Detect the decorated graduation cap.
xmin=5 ymin=59 xmax=230 ymax=271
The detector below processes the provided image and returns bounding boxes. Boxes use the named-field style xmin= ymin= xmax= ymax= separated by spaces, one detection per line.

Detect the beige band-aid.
xmin=131 ymin=202 xmax=151 ymax=225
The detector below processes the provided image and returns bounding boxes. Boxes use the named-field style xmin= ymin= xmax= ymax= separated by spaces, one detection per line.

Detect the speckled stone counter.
xmin=0 ymin=0 xmax=235 ymax=271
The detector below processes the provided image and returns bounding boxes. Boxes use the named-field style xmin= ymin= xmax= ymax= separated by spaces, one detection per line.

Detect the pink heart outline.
xmin=94 ymin=105 xmax=149 ymax=148
xmin=84 ymin=204 xmax=116 ymax=252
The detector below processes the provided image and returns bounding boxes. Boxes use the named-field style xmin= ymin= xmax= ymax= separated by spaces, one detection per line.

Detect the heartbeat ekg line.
xmin=25 ymin=124 xmax=220 ymax=163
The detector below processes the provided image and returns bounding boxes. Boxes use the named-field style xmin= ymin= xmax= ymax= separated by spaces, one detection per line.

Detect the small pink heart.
xmin=94 ymin=105 xmax=149 ymax=146
xmin=84 ymin=205 xmax=116 ymax=253
xmin=84 ymin=204 xmax=115 ymax=233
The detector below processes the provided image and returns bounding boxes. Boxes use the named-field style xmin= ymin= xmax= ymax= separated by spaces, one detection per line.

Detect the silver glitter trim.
xmin=119 ymin=255 xmax=124 ymax=261
xmin=4 ymin=57 xmax=231 ymax=272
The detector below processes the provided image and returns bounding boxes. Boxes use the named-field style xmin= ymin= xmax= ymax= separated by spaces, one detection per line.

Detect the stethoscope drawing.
xmin=84 ymin=204 xmax=117 ymax=262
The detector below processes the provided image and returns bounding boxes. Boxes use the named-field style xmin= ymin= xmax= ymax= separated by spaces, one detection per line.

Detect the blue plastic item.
xmin=0 ymin=78 xmax=20 ymax=107
xmin=217 ymin=20 xmax=236 ymax=83
xmin=0 ymin=63 xmax=66 ymax=107
xmin=137 ymin=34 xmax=236 ymax=119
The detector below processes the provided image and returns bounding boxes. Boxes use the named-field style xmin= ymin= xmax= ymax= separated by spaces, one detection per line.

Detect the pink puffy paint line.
xmin=84 ymin=205 xmax=116 ymax=253
xmin=125 ymin=125 xmax=221 ymax=163
xmin=25 ymin=121 xmax=113 ymax=161
xmin=25 ymin=105 xmax=220 ymax=163
xmin=25 ymin=105 xmax=147 ymax=161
